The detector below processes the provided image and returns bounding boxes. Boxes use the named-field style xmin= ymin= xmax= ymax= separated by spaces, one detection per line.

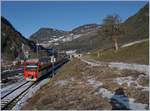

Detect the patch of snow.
xmin=82 ymin=59 xmax=100 ymax=67
xmin=59 ymin=34 xmax=82 ymax=42
xmin=129 ymin=102 xmax=148 ymax=110
xmin=98 ymin=88 xmax=113 ymax=99
xmin=2 ymin=69 xmax=11 ymax=73
xmin=73 ymin=34 xmax=81 ymax=39
xmin=109 ymin=62 xmax=149 ymax=75
xmin=59 ymin=36 xmax=64 ymax=39
xmin=114 ymin=75 xmax=149 ymax=91
xmin=70 ymin=33 xmax=74 ymax=36
xmin=66 ymin=50 xmax=76 ymax=55
xmin=54 ymin=42 xmax=59 ymax=45
xmin=87 ymin=78 xmax=113 ymax=99
xmin=62 ymin=37 xmax=71 ymax=42
xmin=70 ymin=77 xmax=75 ymax=81
xmin=81 ymin=59 xmax=149 ymax=75
xmin=114 ymin=76 xmax=134 ymax=86
xmin=1 ymin=81 xmax=26 ymax=97
xmin=87 ymin=78 xmax=103 ymax=88
xmin=129 ymin=98 xmax=135 ymax=102
xmin=48 ymin=41 xmax=52 ymax=43
xmin=81 ymin=59 xmax=109 ymax=67
xmin=55 ymin=80 xmax=69 ymax=86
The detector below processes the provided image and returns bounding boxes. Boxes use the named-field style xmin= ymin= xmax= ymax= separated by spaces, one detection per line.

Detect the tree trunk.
xmin=114 ymin=39 xmax=119 ymax=51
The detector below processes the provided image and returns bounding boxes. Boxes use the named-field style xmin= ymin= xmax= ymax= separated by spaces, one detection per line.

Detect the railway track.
xmin=1 ymin=58 xmax=69 ymax=110
xmin=1 ymin=81 xmax=29 ymax=99
xmin=1 ymin=81 xmax=35 ymax=110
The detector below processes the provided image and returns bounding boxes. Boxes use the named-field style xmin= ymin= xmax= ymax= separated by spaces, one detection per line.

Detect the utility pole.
xmin=36 ymin=40 xmax=39 ymax=58
xmin=52 ymin=48 xmax=55 ymax=77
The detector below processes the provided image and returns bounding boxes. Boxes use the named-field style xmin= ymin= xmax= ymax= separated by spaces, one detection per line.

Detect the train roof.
xmin=26 ymin=58 xmax=39 ymax=63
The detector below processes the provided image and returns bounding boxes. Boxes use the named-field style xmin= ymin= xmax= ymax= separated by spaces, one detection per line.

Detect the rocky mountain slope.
xmin=1 ymin=17 xmax=37 ymax=64
xmin=29 ymin=24 xmax=101 ymax=47
xmin=70 ymin=24 xmax=100 ymax=34
xmin=30 ymin=28 xmax=68 ymax=43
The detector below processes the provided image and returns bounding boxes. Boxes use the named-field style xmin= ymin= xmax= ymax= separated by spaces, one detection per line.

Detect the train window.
xmin=39 ymin=57 xmax=49 ymax=63
xmin=26 ymin=64 xmax=38 ymax=71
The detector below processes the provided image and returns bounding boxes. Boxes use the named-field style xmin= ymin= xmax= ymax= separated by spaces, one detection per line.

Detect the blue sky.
xmin=1 ymin=1 xmax=147 ymax=38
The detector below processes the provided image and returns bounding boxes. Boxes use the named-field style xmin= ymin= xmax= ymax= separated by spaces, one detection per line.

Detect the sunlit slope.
xmin=89 ymin=40 xmax=149 ymax=65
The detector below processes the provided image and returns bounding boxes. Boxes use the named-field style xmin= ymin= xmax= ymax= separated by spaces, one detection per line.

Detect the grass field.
xmin=89 ymin=40 xmax=149 ymax=65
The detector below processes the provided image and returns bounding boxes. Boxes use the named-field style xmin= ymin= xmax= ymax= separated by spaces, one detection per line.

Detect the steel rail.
xmin=1 ymin=82 xmax=35 ymax=110
xmin=1 ymin=81 xmax=29 ymax=100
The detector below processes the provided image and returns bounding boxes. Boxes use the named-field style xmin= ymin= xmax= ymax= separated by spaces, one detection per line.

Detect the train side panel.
xmin=24 ymin=55 xmax=69 ymax=81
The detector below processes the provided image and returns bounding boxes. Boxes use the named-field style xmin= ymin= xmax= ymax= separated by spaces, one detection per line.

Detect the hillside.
xmin=70 ymin=24 xmax=100 ymax=34
xmin=56 ymin=30 xmax=112 ymax=52
xmin=87 ymin=40 xmax=149 ymax=65
xmin=1 ymin=17 xmax=31 ymax=62
xmin=120 ymin=3 xmax=149 ymax=43
xmin=30 ymin=28 xmax=68 ymax=43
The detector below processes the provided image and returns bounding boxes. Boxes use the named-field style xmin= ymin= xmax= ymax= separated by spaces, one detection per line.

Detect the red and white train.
xmin=24 ymin=58 xmax=41 ymax=81
xmin=24 ymin=55 xmax=68 ymax=81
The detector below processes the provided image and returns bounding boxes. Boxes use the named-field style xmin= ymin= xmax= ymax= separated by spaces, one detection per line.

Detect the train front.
xmin=24 ymin=59 xmax=40 ymax=81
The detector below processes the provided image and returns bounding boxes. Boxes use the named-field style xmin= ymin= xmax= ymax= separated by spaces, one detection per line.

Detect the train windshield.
xmin=26 ymin=64 xmax=38 ymax=71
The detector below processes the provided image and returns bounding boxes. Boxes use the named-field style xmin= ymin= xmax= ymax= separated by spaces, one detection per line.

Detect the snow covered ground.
xmin=55 ymin=80 xmax=69 ymax=86
xmin=1 ymin=72 xmax=24 ymax=88
xmin=1 ymin=80 xmax=27 ymax=97
xmin=86 ymin=78 xmax=148 ymax=110
xmin=81 ymin=59 xmax=149 ymax=75
xmin=80 ymin=58 xmax=149 ymax=110
xmin=53 ymin=75 xmax=148 ymax=110
xmin=114 ymin=75 xmax=149 ymax=91
xmin=12 ymin=78 xmax=50 ymax=110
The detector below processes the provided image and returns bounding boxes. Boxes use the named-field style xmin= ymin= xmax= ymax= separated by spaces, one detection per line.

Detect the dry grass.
xmin=21 ymin=58 xmax=149 ymax=110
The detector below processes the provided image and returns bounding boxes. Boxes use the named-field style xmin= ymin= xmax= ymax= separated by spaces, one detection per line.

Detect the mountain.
xmin=29 ymin=24 xmax=100 ymax=48
xmin=29 ymin=3 xmax=148 ymax=53
xmin=70 ymin=24 xmax=100 ymax=34
xmin=30 ymin=28 xmax=68 ymax=43
xmin=29 ymin=24 xmax=100 ymax=43
xmin=1 ymin=16 xmax=37 ymax=64
xmin=55 ymin=23 xmax=107 ymax=52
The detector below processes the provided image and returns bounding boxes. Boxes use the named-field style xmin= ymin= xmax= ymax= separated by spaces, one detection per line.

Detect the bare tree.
xmin=99 ymin=14 xmax=122 ymax=51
